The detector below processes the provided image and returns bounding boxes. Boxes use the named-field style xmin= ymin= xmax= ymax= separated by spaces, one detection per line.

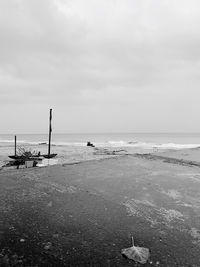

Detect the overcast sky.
xmin=1 ymin=0 xmax=200 ymax=133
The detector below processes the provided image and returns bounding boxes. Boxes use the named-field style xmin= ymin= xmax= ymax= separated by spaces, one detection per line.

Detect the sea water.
xmin=1 ymin=133 xmax=200 ymax=165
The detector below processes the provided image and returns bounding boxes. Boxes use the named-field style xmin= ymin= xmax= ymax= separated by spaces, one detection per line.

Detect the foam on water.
xmin=98 ymin=141 xmax=200 ymax=150
xmin=1 ymin=138 xmax=200 ymax=150
xmin=0 ymin=139 xmax=40 ymax=145
xmin=40 ymin=141 xmax=200 ymax=149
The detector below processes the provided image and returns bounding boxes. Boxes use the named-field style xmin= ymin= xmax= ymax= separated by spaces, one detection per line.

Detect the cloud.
xmin=1 ymin=0 xmax=200 ymax=132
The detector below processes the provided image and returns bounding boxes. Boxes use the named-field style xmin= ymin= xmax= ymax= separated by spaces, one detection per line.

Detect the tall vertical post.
xmin=14 ymin=135 xmax=17 ymax=156
xmin=48 ymin=109 xmax=52 ymax=158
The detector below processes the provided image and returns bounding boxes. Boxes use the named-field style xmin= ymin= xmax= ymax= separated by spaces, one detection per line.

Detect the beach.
xmin=1 ymin=0 xmax=200 ymax=265
xmin=0 ymin=148 xmax=200 ymax=266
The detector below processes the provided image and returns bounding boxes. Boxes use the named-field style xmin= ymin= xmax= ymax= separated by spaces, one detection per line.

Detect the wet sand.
xmin=0 ymin=153 xmax=200 ymax=266
xmin=152 ymin=147 xmax=200 ymax=162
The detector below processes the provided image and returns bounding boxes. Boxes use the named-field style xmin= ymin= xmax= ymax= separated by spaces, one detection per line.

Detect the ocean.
xmin=1 ymin=133 xmax=200 ymax=166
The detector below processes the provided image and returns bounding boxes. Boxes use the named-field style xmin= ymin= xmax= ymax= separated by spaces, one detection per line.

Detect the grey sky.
xmin=1 ymin=0 xmax=200 ymax=133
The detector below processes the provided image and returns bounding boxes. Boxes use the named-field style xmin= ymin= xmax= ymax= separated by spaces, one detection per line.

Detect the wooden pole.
xmin=48 ymin=109 xmax=52 ymax=158
xmin=15 ymin=135 xmax=17 ymax=156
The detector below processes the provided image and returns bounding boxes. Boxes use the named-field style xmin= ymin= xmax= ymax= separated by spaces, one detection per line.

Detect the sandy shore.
xmin=153 ymin=147 xmax=200 ymax=161
xmin=0 ymin=152 xmax=200 ymax=266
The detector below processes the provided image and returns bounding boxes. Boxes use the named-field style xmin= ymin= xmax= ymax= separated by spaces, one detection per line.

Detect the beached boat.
xmin=8 ymin=155 xmax=42 ymax=160
xmin=9 ymin=109 xmax=57 ymax=161
xmin=42 ymin=153 xmax=57 ymax=159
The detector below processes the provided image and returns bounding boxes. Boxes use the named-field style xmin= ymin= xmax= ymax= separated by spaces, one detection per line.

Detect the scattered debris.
xmin=189 ymin=227 xmax=200 ymax=243
xmin=17 ymin=146 xmax=40 ymax=159
xmin=47 ymin=201 xmax=53 ymax=207
xmin=124 ymin=199 xmax=184 ymax=227
xmin=66 ymin=186 xmax=77 ymax=194
xmin=93 ymin=148 xmax=127 ymax=155
xmin=121 ymin=236 xmax=150 ymax=264
xmin=134 ymin=153 xmax=200 ymax=168
xmin=165 ymin=189 xmax=182 ymax=200
xmin=44 ymin=242 xmax=52 ymax=250
xmin=159 ymin=208 xmax=184 ymax=222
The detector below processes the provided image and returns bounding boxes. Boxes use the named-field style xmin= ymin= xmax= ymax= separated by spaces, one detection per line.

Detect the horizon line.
xmin=1 ymin=132 xmax=200 ymax=135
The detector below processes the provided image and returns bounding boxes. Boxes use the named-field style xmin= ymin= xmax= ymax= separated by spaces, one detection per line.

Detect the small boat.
xmin=9 ymin=109 xmax=57 ymax=161
xmin=9 ymin=155 xmax=21 ymax=160
xmin=9 ymin=137 xmax=42 ymax=160
xmin=9 ymin=155 xmax=42 ymax=160
xmin=42 ymin=153 xmax=57 ymax=159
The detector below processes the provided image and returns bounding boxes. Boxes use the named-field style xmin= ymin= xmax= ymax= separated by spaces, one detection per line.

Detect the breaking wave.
xmin=106 ymin=141 xmax=200 ymax=149
xmin=1 ymin=139 xmax=200 ymax=150
xmin=0 ymin=139 xmax=44 ymax=146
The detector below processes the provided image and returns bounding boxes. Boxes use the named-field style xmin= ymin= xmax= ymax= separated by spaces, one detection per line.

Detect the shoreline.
xmin=133 ymin=153 xmax=200 ymax=168
xmin=2 ymin=146 xmax=200 ymax=172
